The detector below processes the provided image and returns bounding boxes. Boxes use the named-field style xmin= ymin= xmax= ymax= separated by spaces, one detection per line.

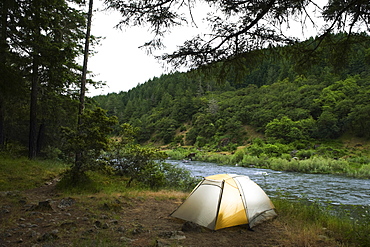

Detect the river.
xmin=166 ymin=160 xmax=370 ymax=207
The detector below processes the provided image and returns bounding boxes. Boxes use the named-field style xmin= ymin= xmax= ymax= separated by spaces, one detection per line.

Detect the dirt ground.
xmin=0 ymin=180 xmax=341 ymax=247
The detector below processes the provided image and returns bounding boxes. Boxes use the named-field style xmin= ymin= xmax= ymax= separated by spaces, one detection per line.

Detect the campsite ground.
xmin=0 ymin=179 xmax=343 ymax=247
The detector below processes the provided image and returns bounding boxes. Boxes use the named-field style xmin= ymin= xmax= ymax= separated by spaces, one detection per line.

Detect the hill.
xmin=93 ymin=34 xmax=370 ymax=168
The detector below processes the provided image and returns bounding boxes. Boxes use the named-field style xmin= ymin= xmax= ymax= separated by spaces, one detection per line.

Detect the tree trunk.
xmin=74 ymin=0 xmax=93 ymax=169
xmin=78 ymin=0 xmax=93 ymax=122
xmin=0 ymin=98 xmax=4 ymax=147
xmin=0 ymin=0 xmax=8 ymax=147
xmin=36 ymin=122 xmax=45 ymax=156
xmin=29 ymin=56 xmax=39 ymax=159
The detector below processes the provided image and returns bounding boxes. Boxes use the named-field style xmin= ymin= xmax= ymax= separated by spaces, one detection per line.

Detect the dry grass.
xmin=0 ymin=183 xmax=345 ymax=247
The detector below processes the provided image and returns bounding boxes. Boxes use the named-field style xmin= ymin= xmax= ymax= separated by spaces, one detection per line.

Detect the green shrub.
xmin=280 ymin=153 xmax=291 ymax=160
xmin=200 ymin=153 xmax=232 ymax=165
xmin=296 ymin=149 xmax=315 ymax=159
xmin=161 ymin=162 xmax=200 ymax=191
xmin=269 ymin=157 xmax=292 ymax=171
xmin=166 ymin=147 xmax=198 ymax=160
xmin=231 ymin=149 xmax=245 ymax=164
xmin=356 ymin=164 xmax=370 ymax=178
xmin=273 ymin=198 xmax=370 ymax=246
xmin=240 ymin=155 xmax=268 ymax=167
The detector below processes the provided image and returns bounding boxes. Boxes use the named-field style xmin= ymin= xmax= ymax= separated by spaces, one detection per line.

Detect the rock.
xmin=116 ymin=226 xmax=126 ymax=233
xmin=158 ymin=231 xmax=186 ymax=240
xmin=60 ymin=221 xmax=77 ymax=230
xmin=94 ymin=220 xmax=109 ymax=229
xmin=1 ymin=208 xmax=10 ymax=214
xmin=37 ymin=232 xmax=59 ymax=242
xmin=156 ymin=239 xmax=172 ymax=247
xmin=156 ymin=238 xmax=184 ymax=247
xmin=82 ymin=229 xmax=95 ymax=236
xmin=171 ymin=233 xmax=186 ymax=240
xmin=94 ymin=220 xmax=103 ymax=228
xmin=18 ymin=199 xmax=27 ymax=205
xmin=317 ymin=234 xmax=330 ymax=242
xmin=109 ymin=219 xmax=119 ymax=225
xmin=27 ymin=230 xmax=38 ymax=238
xmin=58 ymin=197 xmax=76 ymax=209
xmin=181 ymin=221 xmax=202 ymax=232
xmin=120 ymin=236 xmax=137 ymax=243
xmin=129 ymin=223 xmax=145 ymax=235
xmin=31 ymin=200 xmax=54 ymax=212
xmin=100 ymin=214 xmax=109 ymax=219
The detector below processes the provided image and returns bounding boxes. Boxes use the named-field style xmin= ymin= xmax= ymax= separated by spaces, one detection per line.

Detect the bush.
xmin=296 ymin=149 xmax=316 ymax=159
xmin=269 ymin=158 xmax=292 ymax=171
xmin=354 ymin=164 xmax=370 ymax=178
xmin=166 ymin=147 xmax=198 ymax=160
xmin=161 ymin=162 xmax=200 ymax=191
xmin=231 ymin=149 xmax=245 ymax=164
xmin=240 ymin=155 xmax=268 ymax=167
xmin=199 ymin=153 xmax=232 ymax=165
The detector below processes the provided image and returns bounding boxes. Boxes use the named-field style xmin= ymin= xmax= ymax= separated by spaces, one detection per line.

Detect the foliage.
xmin=273 ymin=197 xmax=370 ymax=247
xmin=61 ymin=107 xmax=117 ymax=180
xmin=166 ymin=147 xmax=199 ymax=160
xmin=93 ymin=41 xmax=370 ymax=177
xmin=265 ymin=116 xmax=314 ymax=143
xmin=165 ymin=141 xmax=370 ymax=178
xmin=100 ymin=124 xmax=198 ymax=190
xmin=110 ymin=144 xmax=167 ymax=188
xmin=106 ymin=0 xmax=370 ymax=75
xmin=1 ymin=155 xmax=369 ymax=246
xmin=95 ymin=34 xmax=370 ymax=154
xmin=0 ymin=155 xmax=67 ymax=191
xmin=0 ymin=0 xmax=89 ymax=158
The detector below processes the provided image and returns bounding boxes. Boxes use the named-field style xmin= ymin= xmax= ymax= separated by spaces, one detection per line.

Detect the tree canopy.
xmin=94 ymin=33 xmax=370 ymax=150
xmin=105 ymin=0 xmax=370 ymax=70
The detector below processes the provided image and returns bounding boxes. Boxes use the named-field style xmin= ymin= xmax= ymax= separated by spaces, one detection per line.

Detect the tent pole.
xmin=213 ymin=179 xmax=225 ymax=230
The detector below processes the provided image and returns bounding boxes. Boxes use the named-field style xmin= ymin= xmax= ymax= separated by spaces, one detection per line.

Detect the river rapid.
xmin=166 ymin=160 xmax=370 ymax=207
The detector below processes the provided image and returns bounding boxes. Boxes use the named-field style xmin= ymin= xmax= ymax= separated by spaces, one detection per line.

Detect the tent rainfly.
xmin=171 ymin=174 xmax=277 ymax=230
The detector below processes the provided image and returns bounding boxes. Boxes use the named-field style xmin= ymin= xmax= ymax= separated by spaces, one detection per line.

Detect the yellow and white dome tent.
xmin=170 ymin=174 xmax=277 ymax=230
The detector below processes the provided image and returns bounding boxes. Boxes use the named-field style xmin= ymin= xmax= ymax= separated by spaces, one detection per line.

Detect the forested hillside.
xmin=94 ymin=34 xmax=370 ymax=151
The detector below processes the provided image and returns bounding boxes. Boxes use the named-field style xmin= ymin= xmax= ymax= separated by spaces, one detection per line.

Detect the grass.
xmin=166 ymin=147 xmax=370 ymax=178
xmin=273 ymin=198 xmax=370 ymax=247
xmin=1 ymin=155 xmax=369 ymax=246
xmin=0 ymin=155 xmax=68 ymax=191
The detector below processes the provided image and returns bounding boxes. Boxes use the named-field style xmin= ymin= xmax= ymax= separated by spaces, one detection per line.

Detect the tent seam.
xmin=234 ymin=177 xmax=249 ymax=225
xmin=213 ymin=179 xmax=225 ymax=230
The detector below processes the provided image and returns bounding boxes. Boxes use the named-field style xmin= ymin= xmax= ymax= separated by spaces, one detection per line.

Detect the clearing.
xmin=0 ymin=179 xmax=340 ymax=246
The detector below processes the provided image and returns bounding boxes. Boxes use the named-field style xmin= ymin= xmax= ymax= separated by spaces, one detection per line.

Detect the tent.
xmin=170 ymin=174 xmax=277 ymax=230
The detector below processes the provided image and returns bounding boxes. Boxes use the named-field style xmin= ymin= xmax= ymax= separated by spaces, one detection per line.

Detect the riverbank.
xmin=165 ymin=146 xmax=370 ymax=179
xmin=0 ymin=156 xmax=369 ymax=246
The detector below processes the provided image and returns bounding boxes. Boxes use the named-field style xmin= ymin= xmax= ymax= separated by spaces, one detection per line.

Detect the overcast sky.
xmin=87 ymin=2 xmax=204 ymax=96
xmin=87 ymin=10 xmax=164 ymax=96
xmin=86 ymin=1 xmax=324 ymax=97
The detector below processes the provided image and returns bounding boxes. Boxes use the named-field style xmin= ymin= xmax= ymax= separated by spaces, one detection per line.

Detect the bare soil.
xmin=0 ymin=180 xmax=341 ymax=247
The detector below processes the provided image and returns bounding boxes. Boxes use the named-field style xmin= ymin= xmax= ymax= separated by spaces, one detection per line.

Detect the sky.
xmin=86 ymin=1 xmax=323 ymax=97
xmin=87 ymin=2 xmax=202 ymax=96
xmin=87 ymin=9 xmax=164 ymax=96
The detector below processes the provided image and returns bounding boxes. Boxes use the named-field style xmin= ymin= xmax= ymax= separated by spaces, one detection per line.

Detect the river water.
xmin=167 ymin=160 xmax=370 ymax=207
